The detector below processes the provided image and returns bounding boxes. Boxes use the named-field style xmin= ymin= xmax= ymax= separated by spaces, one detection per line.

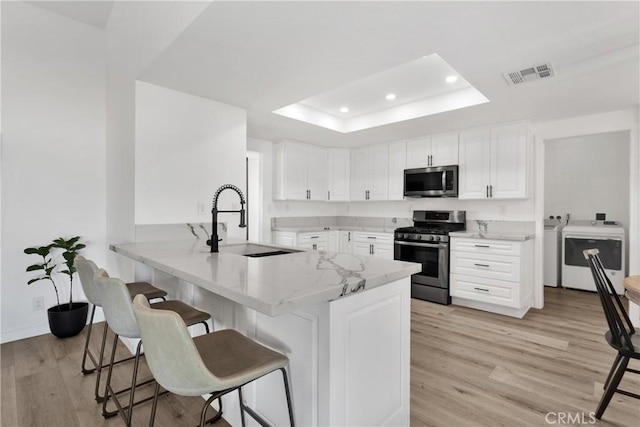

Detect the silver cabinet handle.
xmin=486 ymin=185 xmax=489 ymax=198
xmin=310 ymin=235 xmax=319 ymax=239
xmin=474 ymin=287 xmax=490 ymax=292
xmin=367 ymin=236 xmax=377 ymax=239
xmin=474 ymin=263 xmax=490 ymax=268
xmin=489 ymin=185 xmax=493 ymax=198
xmin=474 ymin=244 xmax=490 ymax=248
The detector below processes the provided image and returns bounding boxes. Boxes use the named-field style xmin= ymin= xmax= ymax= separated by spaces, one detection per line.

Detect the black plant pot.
xmin=47 ymin=302 xmax=89 ymax=338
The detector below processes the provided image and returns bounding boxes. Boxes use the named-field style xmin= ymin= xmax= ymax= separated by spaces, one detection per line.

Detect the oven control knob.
xmin=428 ymin=235 xmax=435 ymax=241
xmin=433 ymin=235 xmax=440 ymax=242
xmin=416 ymin=235 xmax=422 ymax=240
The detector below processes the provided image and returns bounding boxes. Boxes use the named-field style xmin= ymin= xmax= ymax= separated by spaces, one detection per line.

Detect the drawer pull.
xmin=474 ymin=244 xmax=490 ymax=248
xmin=367 ymin=236 xmax=377 ymax=239
xmin=474 ymin=287 xmax=490 ymax=292
xmin=474 ymin=263 xmax=490 ymax=268
xmin=310 ymin=236 xmax=319 ymax=239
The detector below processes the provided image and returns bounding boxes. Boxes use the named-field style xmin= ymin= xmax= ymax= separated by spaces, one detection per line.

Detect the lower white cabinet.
xmin=339 ymin=231 xmax=353 ymax=253
xmin=272 ymin=231 xmax=327 ymax=250
xmin=352 ymin=232 xmax=394 ymax=260
xmin=450 ymin=237 xmax=534 ymax=318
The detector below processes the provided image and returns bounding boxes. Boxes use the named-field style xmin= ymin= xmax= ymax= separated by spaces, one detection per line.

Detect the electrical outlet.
xmin=32 ymin=296 xmax=44 ymax=311
xmin=198 ymin=201 xmax=207 ymax=215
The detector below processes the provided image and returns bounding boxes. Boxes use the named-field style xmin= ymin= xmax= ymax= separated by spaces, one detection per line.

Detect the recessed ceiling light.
xmin=339 ymin=106 xmax=349 ymax=113
xmin=385 ymin=93 xmax=396 ymax=101
xmin=446 ymin=75 xmax=458 ymax=83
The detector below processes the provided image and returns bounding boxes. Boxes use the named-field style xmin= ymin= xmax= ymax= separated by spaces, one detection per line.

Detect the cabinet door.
xmin=283 ymin=142 xmax=309 ymax=200
xmin=372 ymin=243 xmax=394 ymax=260
xmin=350 ymin=147 xmax=369 ymax=201
xmin=388 ymin=141 xmax=406 ymax=200
xmin=328 ymin=149 xmax=350 ymax=201
xmin=430 ymin=132 xmax=459 ymax=166
xmin=339 ymin=231 xmax=353 ymax=253
xmin=306 ymin=145 xmax=328 ymax=200
xmin=458 ymin=128 xmax=491 ymax=199
xmin=405 ymin=138 xmax=430 ymax=169
xmin=368 ymin=144 xmax=389 ymax=200
xmin=273 ymin=232 xmax=296 ymax=247
xmin=327 ymin=231 xmax=339 ymax=252
xmin=352 ymin=242 xmax=373 ymax=256
xmin=490 ymin=123 xmax=528 ymax=199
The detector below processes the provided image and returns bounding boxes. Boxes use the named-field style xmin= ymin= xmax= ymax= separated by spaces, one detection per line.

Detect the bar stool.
xmin=75 ymin=256 xmax=167 ymax=403
xmin=95 ymin=269 xmax=211 ymax=427
xmin=132 ymin=294 xmax=295 ymax=427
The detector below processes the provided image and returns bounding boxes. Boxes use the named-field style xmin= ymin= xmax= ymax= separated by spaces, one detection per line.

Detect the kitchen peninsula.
xmin=111 ymin=239 xmax=420 ymax=426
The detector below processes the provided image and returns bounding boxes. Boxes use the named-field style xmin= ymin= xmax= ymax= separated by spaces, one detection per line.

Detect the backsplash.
xmin=465 ymin=220 xmax=535 ymax=235
xmin=135 ymin=222 xmax=227 ymax=243
xmin=271 ymin=216 xmax=412 ymax=231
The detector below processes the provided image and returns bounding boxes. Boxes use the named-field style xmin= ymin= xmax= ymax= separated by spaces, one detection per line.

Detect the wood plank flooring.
xmin=1 ymin=287 xmax=639 ymax=426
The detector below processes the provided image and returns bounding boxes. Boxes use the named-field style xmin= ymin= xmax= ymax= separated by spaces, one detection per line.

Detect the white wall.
xmin=1 ymin=2 xmax=106 ymax=342
xmin=105 ymin=1 xmax=211 ymax=280
xmin=545 ymin=131 xmax=630 ymax=225
xmin=135 ymin=81 xmax=247 ymax=240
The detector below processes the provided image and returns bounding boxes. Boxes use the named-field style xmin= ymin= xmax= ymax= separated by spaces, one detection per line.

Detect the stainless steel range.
xmin=394 ymin=210 xmax=466 ymax=304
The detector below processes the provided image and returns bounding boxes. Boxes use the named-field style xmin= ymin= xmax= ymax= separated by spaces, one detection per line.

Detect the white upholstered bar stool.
xmin=75 ymin=256 xmax=167 ymax=402
xmin=132 ymin=294 xmax=295 ymax=427
xmin=95 ymin=269 xmax=211 ymax=427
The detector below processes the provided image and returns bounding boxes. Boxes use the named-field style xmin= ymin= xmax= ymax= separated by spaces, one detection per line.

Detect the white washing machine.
xmin=562 ymin=220 xmax=625 ymax=294
xmin=544 ymin=220 xmax=562 ymax=287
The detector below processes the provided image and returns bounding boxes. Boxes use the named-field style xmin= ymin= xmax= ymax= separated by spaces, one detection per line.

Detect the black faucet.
xmin=207 ymin=184 xmax=247 ymax=252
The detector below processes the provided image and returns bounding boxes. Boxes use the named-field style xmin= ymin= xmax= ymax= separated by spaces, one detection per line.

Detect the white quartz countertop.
xmin=449 ymin=231 xmax=535 ymax=241
xmin=110 ymin=239 xmax=421 ymax=317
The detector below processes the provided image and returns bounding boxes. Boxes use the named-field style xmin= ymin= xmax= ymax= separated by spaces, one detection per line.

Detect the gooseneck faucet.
xmin=207 ymin=184 xmax=246 ymax=252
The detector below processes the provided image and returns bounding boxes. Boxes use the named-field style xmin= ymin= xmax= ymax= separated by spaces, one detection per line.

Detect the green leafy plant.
xmin=24 ymin=236 xmax=86 ymax=310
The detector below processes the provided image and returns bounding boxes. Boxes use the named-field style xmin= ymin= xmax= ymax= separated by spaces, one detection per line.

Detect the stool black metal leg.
xmin=81 ymin=305 xmax=97 ymax=374
xmin=102 ymin=333 xmax=120 ymax=418
xmin=281 ymin=368 xmax=295 ymax=427
xmin=238 ymin=387 xmax=247 ymax=427
xmin=202 ymin=320 xmax=210 ymax=334
xmin=94 ymin=321 xmax=110 ymax=402
xmin=149 ymin=382 xmax=161 ymax=427
xmin=200 ymin=392 xmax=224 ymax=427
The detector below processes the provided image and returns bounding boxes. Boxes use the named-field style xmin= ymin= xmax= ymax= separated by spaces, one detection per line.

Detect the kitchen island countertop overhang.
xmin=110 ymin=239 xmax=421 ymax=317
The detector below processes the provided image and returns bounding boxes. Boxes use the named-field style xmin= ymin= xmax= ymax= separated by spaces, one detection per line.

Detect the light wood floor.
xmin=1 ymin=287 xmax=639 ymax=426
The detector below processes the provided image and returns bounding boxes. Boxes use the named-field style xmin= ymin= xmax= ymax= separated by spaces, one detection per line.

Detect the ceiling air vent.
xmin=503 ymin=62 xmax=555 ymax=86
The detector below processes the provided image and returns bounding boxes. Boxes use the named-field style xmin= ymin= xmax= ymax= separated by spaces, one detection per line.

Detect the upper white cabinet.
xmin=274 ymin=141 xmax=328 ymax=201
xmin=387 ymin=141 xmax=406 ymax=200
xmin=458 ymin=123 xmax=528 ymax=199
xmin=328 ymin=149 xmax=350 ymax=201
xmin=406 ymin=132 xmax=459 ymax=169
xmin=350 ymin=144 xmax=389 ymax=201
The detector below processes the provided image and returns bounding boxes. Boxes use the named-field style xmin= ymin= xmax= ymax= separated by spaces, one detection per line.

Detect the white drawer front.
xmin=450 ymin=274 xmax=519 ymax=307
xmin=352 ymin=232 xmax=393 ymax=245
xmin=298 ymin=232 xmax=327 ymax=244
xmin=451 ymin=238 xmax=521 ymax=256
xmin=450 ymin=251 xmax=520 ymax=282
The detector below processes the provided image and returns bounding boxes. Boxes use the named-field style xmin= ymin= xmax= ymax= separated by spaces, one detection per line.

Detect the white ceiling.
xmin=33 ymin=1 xmax=640 ymax=147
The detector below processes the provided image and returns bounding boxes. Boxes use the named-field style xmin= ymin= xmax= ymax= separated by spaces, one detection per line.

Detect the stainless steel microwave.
xmin=404 ymin=165 xmax=458 ymax=198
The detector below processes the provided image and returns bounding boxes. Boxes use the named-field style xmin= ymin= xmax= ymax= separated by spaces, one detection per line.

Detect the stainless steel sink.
xmin=219 ymin=243 xmax=300 ymax=257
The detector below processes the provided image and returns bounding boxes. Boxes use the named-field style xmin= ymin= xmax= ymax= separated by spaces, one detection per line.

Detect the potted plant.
xmin=24 ymin=236 xmax=88 ymax=338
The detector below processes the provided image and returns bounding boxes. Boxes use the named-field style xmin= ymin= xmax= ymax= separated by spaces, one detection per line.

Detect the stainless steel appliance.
xmin=403 ymin=165 xmax=458 ymax=198
xmin=394 ymin=210 xmax=466 ymax=304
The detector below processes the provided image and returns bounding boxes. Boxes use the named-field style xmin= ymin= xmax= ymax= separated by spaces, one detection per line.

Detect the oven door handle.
xmin=394 ymin=240 xmax=445 ymax=248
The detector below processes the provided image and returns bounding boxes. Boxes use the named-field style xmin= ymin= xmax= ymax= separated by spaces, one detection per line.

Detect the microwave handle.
xmin=441 ymin=171 xmax=446 ymax=191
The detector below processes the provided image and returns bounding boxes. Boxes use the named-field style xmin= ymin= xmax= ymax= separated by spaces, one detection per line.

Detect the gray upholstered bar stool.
xmin=95 ymin=269 xmax=211 ymax=427
xmin=132 ymin=294 xmax=295 ymax=427
xmin=76 ymin=256 xmax=167 ymax=403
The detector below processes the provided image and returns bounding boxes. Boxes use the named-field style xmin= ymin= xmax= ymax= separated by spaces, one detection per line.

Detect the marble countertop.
xmin=110 ymin=239 xmax=421 ymax=316
xmin=449 ymin=231 xmax=535 ymax=241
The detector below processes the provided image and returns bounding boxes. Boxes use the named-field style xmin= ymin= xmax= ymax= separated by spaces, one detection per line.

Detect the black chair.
xmin=583 ymin=248 xmax=640 ymax=419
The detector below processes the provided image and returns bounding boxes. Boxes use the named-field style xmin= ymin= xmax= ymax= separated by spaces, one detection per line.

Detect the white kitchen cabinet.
xmin=387 ymin=141 xmax=406 ymax=200
xmin=405 ymin=132 xmax=458 ymax=168
xmin=328 ymin=149 xmax=350 ymax=201
xmin=327 ymin=230 xmax=339 ymax=252
xmin=350 ymin=145 xmax=389 ymax=201
xmin=352 ymin=232 xmax=394 ymax=259
xmin=272 ymin=230 xmax=328 ymax=251
xmin=274 ymin=141 xmax=328 ymax=201
xmin=458 ymin=123 xmax=528 ymax=200
xmin=273 ymin=231 xmax=296 ymax=247
xmin=339 ymin=230 xmax=353 ymax=253
xmin=450 ymin=237 xmax=534 ymax=318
